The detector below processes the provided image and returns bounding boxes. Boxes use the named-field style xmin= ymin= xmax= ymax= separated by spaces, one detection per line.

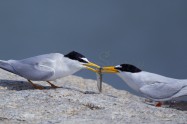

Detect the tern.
xmin=102 ymin=64 xmax=187 ymax=106
xmin=0 ymin=51 xmax=100 ymax=89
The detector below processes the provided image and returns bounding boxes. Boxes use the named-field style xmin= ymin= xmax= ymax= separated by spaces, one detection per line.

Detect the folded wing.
xmin=8 ymin=54 xmax=60 ymax=80
xmin=140 ymin=81 xmax=184 ymax=99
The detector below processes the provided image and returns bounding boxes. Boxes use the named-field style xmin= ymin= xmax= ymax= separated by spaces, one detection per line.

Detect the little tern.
xmin=102 ymin=64 xmax=187 ymax=106
xmin=0 ymin=51 xmax=100 ymax=89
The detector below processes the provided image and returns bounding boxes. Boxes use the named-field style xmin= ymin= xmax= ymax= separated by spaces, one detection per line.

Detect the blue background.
xmin=0 ymin=0 xmax=187 ymax=97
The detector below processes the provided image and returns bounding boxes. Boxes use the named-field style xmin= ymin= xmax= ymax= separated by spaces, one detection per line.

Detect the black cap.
xmin=64 ymin=51 xmax=88 ymax=63
xmin=115 ymin=64 xmax=142 ymax=73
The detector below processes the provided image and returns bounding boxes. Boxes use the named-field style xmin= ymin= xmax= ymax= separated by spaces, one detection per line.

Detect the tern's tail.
xmin=0 ymin=60 xmax=15 ymax=74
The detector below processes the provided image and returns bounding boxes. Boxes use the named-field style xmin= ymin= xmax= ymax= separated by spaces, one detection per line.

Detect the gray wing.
xmin=139 ymin=81 xmax=184 ymax=99
xmin=8 ymin=53 xmax=61 ymax=80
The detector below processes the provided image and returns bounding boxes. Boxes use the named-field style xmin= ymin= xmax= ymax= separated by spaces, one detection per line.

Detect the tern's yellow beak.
xmin=84 ymin=62 xmax=100 ymax=72
xmin=84 ymin=62 xmax=100 ymax=68
xmin=101 ymin=66 xmax=119 ymax=73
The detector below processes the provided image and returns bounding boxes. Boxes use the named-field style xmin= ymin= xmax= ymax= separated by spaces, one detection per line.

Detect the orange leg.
xmin=155 ymin=102 xmax=163 ymax=107
xmin=46 ymin=81 xmax=59 ymax=88
xmin=27 ymin=80 xmax=44 ymax=90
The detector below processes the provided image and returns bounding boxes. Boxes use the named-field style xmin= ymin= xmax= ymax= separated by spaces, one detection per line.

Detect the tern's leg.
xmin=46 ymin=81 xmax=59 ymax=88
xmin=27 ymin=80 xmax=44 ymax=90
xmin=155 ymin=102 xmax=163 ymax=107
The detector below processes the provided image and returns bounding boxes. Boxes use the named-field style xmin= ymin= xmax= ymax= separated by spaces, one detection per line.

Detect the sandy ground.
xmin=0 ymin=69 xmax=186 ymax=124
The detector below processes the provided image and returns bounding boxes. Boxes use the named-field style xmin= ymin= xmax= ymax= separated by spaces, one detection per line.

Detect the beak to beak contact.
xmin=101 ymin=66 xmax=119 ymax=73
xmin=84 ymin=63 xmax=118 ymax=73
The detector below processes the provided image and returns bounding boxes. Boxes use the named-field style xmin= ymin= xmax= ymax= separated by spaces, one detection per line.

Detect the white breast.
xmin=47 ymin=57 xmax=83 ymax=80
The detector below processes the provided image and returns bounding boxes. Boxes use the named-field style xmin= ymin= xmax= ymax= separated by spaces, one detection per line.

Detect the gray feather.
xmin=0 ymin=53 xmax=63 ymax=80
xmin=0 ymin=60 xmax=16 ymax=74
xmin=140 ymin=81 xmax=184 ymax=99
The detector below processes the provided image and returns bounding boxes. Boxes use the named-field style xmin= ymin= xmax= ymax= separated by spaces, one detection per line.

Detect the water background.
xmin=0 ymin=1 xmax=187 ymax=98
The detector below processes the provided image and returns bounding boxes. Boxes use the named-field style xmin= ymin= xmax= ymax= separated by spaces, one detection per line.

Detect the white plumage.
xmin=102 ymin=64 xmax=187 ymax=102
xmin=0 ymin=51 xmax=99 ymax=89
xmin=117 ymin=71 xmax=187 ymax=101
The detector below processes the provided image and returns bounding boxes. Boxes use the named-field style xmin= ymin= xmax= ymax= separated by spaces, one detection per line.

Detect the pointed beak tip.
xmin=102 ymin=66 xmax=119 ymax=73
